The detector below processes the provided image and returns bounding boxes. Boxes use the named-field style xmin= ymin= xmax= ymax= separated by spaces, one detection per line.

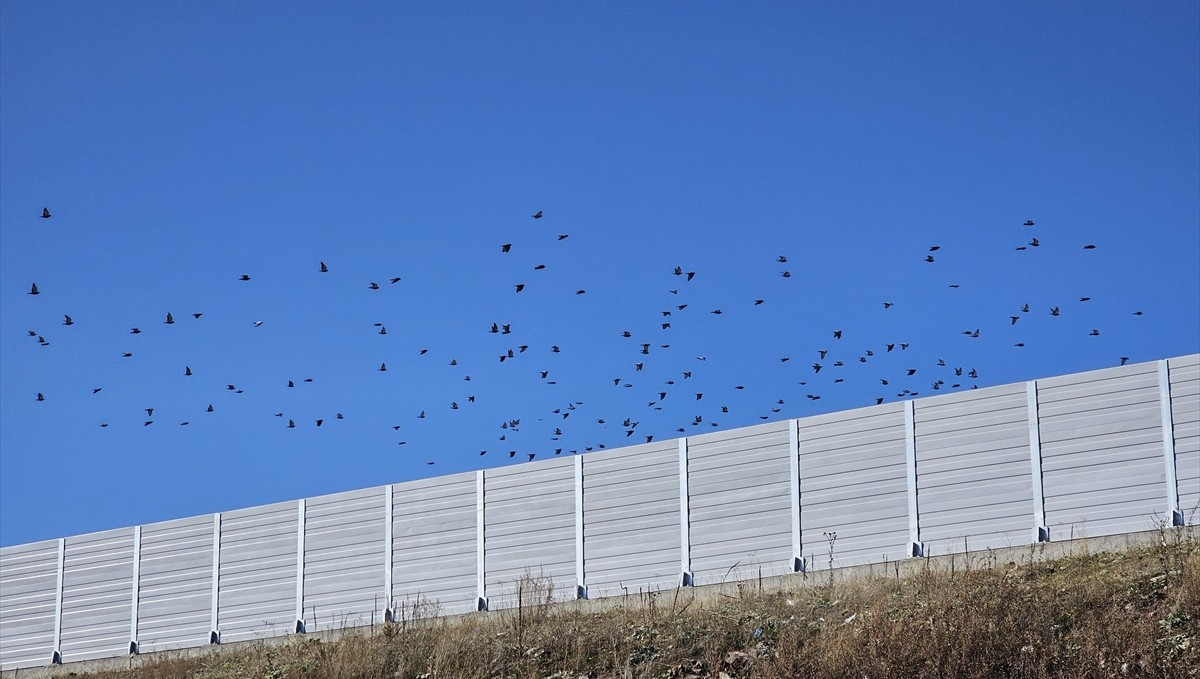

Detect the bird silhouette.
xmin=164 ymin=312 xmax=174 ymax=324
xmin=501 ymin=243 xmax=512 ymax=253
xmin=41 ymin=208 xmax=51 ymax=219
xmin=28 ymin=283 xmax=39 ymax=295
xmin=239 ymin=274 xmax=250 ymax=281
xmin=1024 ymin=220 xmax=1035 ymax=226
xmin=62 ymin=315 xmax=73 ymax=326
xmin=532 ymin=211 xmax=543 ymax=219
xmin=320 ymin=261 xmax=328 ymax=272
xmin=185 ymin=367 xmax=192 ymax=376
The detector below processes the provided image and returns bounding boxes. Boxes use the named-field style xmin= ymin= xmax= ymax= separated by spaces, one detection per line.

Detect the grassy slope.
xmin=88 ymin=533 xmax=1198 ymax=679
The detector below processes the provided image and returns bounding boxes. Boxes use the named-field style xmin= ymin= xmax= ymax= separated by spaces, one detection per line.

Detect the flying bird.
xmin=41 ymin=208 xmax=51 ymax=219
xmin=1024 ymin=220 xmax=1035 ymax=226
xmin=320 ymin=261 xmax=328 ymax=272
xmin=62 ymin=315 xmax=73 ymax=326
xmin=28 ymin=283 xmax=39 ymax=295
xmin=164 ymin=312 xmax=174 ymax=324
xmin=239 ymin=274 xmax=250 ymax=281
xmin=532 ymin=211 xmax=543 ymax=219
xmin=501 ymin=243 xmax=512 ymax=253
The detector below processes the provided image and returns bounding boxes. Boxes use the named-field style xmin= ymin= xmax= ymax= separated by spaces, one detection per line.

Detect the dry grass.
xmin=84 ymin=530 xmax=1198 ymax=679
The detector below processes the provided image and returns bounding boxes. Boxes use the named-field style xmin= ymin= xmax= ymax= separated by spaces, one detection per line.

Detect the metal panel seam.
xmin=209 ymin=513 xmax=220 ymax=643
xmin=1027 ymin=381 xmax=1048 ymax=542
xmin=789 ymin=420 xmax=803 ymax=571
xmin=476 ymin=470 xmax=486 ymax=610
xmin=52 ymin=537 xmax=64 ymax=664
xmin=574 ymin=456 xmax=585 ymax=598
xmin=1159 ymin=360 xmax=1182 ymax=525
xmin=905 ymin=400 xmax=922 ymax=556
xmin=384 ymin=484 xmax=393 ymax=614
xmin=129 ymin=526 xmax=140 ymax=653
xmin=678 ymin=438 xmax=692 ymax=585
xmin=295 ymin=499 xmax=305 ymax=632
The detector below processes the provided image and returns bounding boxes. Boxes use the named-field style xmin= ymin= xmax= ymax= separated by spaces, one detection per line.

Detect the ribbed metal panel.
xmin=216 ymin=501 xmax=297 ymax=643
xmin=303 ymin=486 xmax=387 ymax=632
xmin=914 ymin=383 xmax=1034 ymax=554
xmin=135 ymin=515 xmax=213 ymax=653
xmin=391 ymin=473 xmax=477 ymax=618
xmin=58 ymin=528 xmax=134 ymax=663
xmin=484 ymin=458 xmax=576 ymax=608
xmin=687 ymin=421 xmax=793 ymax=585
xmin=1038 ymin=362 xmax=1166 ymax=539
xmin=0 ymin=539 xmax=58 ymax=670
xmin=1170 ymin=354 xmax=1200 ymax=522
xmin=799 ymin=403 xmax=910 ymax=569
xmin=582 ymin=440 xmax=681 ymax=598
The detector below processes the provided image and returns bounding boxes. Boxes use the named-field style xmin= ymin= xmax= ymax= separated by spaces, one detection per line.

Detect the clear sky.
xmin=2 ymin=2 xmax=1197 ymax=547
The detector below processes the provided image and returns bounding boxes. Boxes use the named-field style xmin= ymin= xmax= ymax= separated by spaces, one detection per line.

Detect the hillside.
xmin=52 ymin=529 xmax=1197 ymax=679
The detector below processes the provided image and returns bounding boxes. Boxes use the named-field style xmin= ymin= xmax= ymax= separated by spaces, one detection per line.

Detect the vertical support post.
xmin=1158 ymin=360 xmax=1184 ymax=526
xmin=128 ymin=526 xmax=141 ymax=655
xmin=209 ymin=513 xmax=221 ymax=644
xmin=574 ymin=455 xmax=586 ymax=599
xmin=51 ymin=537 xmax=64 ymax=664
xmin=1027 ymin=381 xmax=1050 ymax=542
xmin=383 ymin=484 xmax=394 ymax=621
xmin=294 ymin=499 xmax=305 ymax=633
xmin=476 ymin=470 xmax=487 ymax=611
xmin=904 ymin=400 xmax=924 ymax=557
xmin=678 ymin=437 xmax=693 ymax=586
xmin=789 ymin=420 xmax=805 ymax=572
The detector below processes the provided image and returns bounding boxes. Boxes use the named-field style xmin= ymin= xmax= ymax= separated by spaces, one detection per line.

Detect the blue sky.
xmin=2 ymin=2 xmax=1197 ymax=547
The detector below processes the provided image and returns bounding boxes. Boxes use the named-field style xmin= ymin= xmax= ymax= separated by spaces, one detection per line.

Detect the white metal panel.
xmin=1039 ymin=361 xmax=1168 ymax=539
xmin=391 ymin=472 xmax=477 ymax=618
xmin=484 ymin=457 xmax=576 ymax=608
xmin=1170 ymin=354 xmax=1200 ymax=523
xmin=216 ymin=500 xmax=297 ymax=643
xmin=58 ymin=528 xmax=134 ymax=663
xmin=799 ymin=403 xmax=910 ymax=569
xmin=914 ymin=383 xmax=1035 ymax=554
xmin=0 ymin=539 xmax=59 ymax=670
xmin=135 ymin=515 xmax=213 ymax=653
xmin=582 ymin=440 xmax=681 ymax=598
xmin=687 ymin=421 xmax=793 ymax=586
xmin=303 ymin=486 xmax=387 ymax=632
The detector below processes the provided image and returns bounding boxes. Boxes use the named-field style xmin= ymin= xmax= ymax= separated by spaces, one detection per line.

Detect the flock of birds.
xmin=19 ymin=208 xmax=1140 ymax=467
